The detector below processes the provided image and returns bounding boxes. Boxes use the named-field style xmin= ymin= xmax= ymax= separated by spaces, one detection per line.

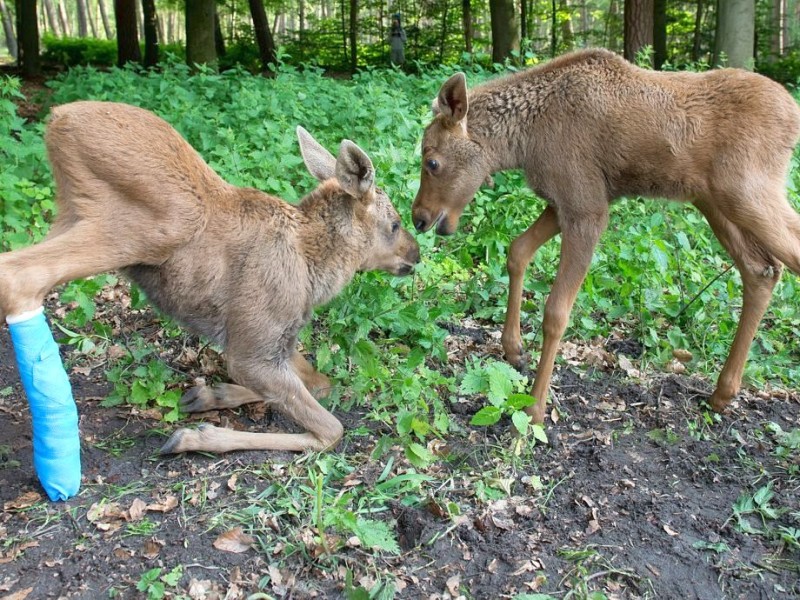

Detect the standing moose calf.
xmin=412 ymin=48 xmax=800 ymax=426
xmin=1 ymin=101 xmax=420 ymax=457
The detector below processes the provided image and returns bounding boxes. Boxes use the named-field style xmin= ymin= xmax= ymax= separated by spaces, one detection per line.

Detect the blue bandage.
xmin=8 ymin=307 xmax=81 ymax=501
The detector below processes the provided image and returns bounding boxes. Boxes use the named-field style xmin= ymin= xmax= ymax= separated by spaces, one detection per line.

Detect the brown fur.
xmin=412 ymin=48 xmax=800 ymax=424
xmin=0 ymin=101 xmax=420 ymax=454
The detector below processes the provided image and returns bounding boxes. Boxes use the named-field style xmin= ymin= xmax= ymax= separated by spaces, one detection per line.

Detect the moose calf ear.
xmin=297 ymin=126 xmax=337 ymax=182
xmin=437 ymin=72 xmax=468 ymax=123
xmin=335 ymin=140 xmax=375 ymax=199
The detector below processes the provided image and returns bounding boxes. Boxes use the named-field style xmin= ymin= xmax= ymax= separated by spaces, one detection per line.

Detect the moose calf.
xmin=0 ymin=101 xmax=420 ymax=454
xmin=412 ymin=48 xmax=800 ymax=425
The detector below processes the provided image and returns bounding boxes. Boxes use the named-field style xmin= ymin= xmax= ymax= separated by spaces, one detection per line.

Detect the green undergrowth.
xmin=2 ymin=62 xmax=800 ymax=448
xmin=1 ymin=66 xmax=800 ymax=594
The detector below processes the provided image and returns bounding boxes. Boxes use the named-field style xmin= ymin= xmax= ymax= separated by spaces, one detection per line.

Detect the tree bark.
xmin=714 ymin=0 xmax=754 ymax=69
xmin=624 ymin=0 xmax=653 ymax=64
xmin=692 ymin=0 xmax=705 ymax=62
xmin=16 ymin=0 xmax=40 ymax=76
xmin=76 ymin=0 xmax=88 ymax=36
xmin=42 ymin=0 xmax=59 ymax=36
xmin=142 ymin=0 xmax=158 ymax=67
xmin=770 ymin=0 xmax=785 ymax=61
xmin=248 ymin=0 xmax=276 ymax=72
xmin=490 ymin=0 xmax=519 ymax=63
xmin=185 ymin=0 xmax=217 ymax=68
xmin=114 ymin=0 xmax=141 ymax=66
xmin=653 ymin=0 xmax=666 ymax=68
xmin=463 ymin=0 xmax=472 ymax=53
xmin=213 ymin=8 xmax=225 ymax=57
xmin=551 ymin=0 xmax=557 ymax=56
xmin=559 ymin=0 xmax=573 ymax=49
xmin=57 ymin=0 xmax=69 ymax=36
xmin=98 ymin=0 xmax=112 ymax=39
xmin=0 ymin=0 xmax=17 ymax=59
xmin=349 ymin=0 xmax=357 ymax=70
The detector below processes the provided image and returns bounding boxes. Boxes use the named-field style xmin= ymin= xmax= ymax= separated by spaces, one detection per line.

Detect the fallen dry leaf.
xmin=446 ymin=574 xmax=461 ymax=596
xmin=618 ymin=355 xmax=640 ymax=378
xmin=663 ymin=524 xmax=679 ymax=536
xmin=213 ymin=527 xmax=254 ymax=553
xmin=127 ymin=498 xmax=147 ymax=521
xmin=142 ymin=538 xmax=164 ymax=560
xmin=146 ymin=495 xmax=179 ymax=513
xmin=1 ymin=587 xmax=33 ymax=600
xmin=3 ymin=492 xmax=41 ymax=512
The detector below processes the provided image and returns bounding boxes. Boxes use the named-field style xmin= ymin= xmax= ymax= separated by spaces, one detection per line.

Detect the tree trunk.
xmin=692 ymin=0 xmax=705 ymax=61
xmin=0 ymin=0 xmax=17 ymax=59
xmin=98 ymin=0 xmax=112 ymax=39
xmin=248 ymin=0 xmax=276 ymax=72
xmin=624 ymin=0 xmax=653 ymax=64
xmin=653 ymin=0 xmax=666 ymax=68
xmin=16 ymin=0 xmax=40 ymax=76
xmin=770 ymin=0 xmax=785 ymax=61
xmin=559 ymin=0 xmax=573 ymax=49
xmin=714 ymin=0 xmax=754 ymax=69
xmin=213 ymin=8 xmax=225 ymax=57
xmin=520 ymin=0 xmax=526 ymax=40
xmin=114 ymin=0 xmax=141 ymax=66
xmin=185 ymin=0 xmax=216 ymax=68
xmin=550 ymin=0 xmax=557 ymax=56
xmin=339 ymin=0 xmax=346 ymax=65
xmin=299 ymin=0 xmax=305 ymax=35
xmin=142 ymin=0 xmax=158 ymax=67
xmin=438 ymin=0 xmax=448 ymax=63
xmin=349 ymin=0 xmax=357 ymax=70
xmin=76 ymin=0 xmax=88 ymax=36
xmin=490 ymin=0 xmax=518 ymax=63
xmin=42 ymin=0 xmax=59 ymax=36
xmin=463 ymin=0 xmax=472 ymax=52
xmin=57 ymin=1 xmax=69 ymax=36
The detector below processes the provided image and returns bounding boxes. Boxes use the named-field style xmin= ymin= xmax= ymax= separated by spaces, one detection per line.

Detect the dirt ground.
xmin=1 ymin=304 xmax=799 ymax=600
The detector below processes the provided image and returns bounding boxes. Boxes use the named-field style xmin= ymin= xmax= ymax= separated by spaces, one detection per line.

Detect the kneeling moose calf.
xmin=412 ymin=49 xmax=800 ymax=425
xmin=0 ymin=101 xmax=420 ymax=455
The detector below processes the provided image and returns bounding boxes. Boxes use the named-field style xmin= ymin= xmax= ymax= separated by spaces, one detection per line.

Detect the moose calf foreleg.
xmin=502 ymin=206 xmax=561 ymax=368
xmin=526 ymin=211 xmax=607 ymax=423
xmin=162 ymin=367 xmax=343 ymax=454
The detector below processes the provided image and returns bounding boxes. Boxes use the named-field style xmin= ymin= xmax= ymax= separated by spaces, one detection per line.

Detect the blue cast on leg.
xmin=8 ymin=307 xmax=81 ymax=501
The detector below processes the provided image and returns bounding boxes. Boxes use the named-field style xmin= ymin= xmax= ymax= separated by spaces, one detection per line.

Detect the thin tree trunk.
xmin=653 ymin=0 xmax=666 ymax=68
xmin=42 ymin=0 xmax=59 ymax=36
xmin=299 ymin=0 xmax=305 ymax=34
xmin=624 ymin=0 xmax=653 ymax=64
xmin=339 ymin=0 xmax=347 ymax=65
xmin=559 ymin=0 xmax=573 ymax=49
xmin=57 ymin=1 xmax=70 ymax=36
xmin=770 ymin=0 xmax=785 ymax=61
xmin=185 ymin=0 xmax=216 ymax=68
xmin=349 ymin=0 xmax=357 ymax=70
xmin=0 ymin=0 xmax=17 ymax=58
xmin=551 ymin=0 xmax=557 ymax=56
xmin=520 ymin=0 xmax=526 ymax=40
xmin=438 ymin=0 xmax=449 ymax=63
xmin=691 ymin=0 xmax=704 ymax=61
xmin=142 ymin=0 xmax=158 ymax=67
xmin=213 ymin=8 xmax=225 ymax=57
xmin=98 ymin=0 xmax=112 ymax=38
xmin=714 ymin=0 xmax=754 ymax=69
xmin=76 ymin=0 xmax=88 ymax=36
xmin=463 ymin=0 xmax=473 ymax=52
xmin=248 ymin=0 xmax=276 ymax=72
xmin=16 ymin=0 xmax=40 ymax=76
xmin=114 ymin=0 xmax=141 ymax=66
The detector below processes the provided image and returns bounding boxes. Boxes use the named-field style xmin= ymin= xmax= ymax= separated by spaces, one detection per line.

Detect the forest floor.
xmin=1 ymin=298 xmax=799 ymax=600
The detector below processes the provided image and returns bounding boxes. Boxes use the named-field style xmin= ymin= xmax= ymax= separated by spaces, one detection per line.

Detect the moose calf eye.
xmin=426 ymin=158 xmax=440 ymax=172
xmin=391 ymin=221 xmax=400 ymax=233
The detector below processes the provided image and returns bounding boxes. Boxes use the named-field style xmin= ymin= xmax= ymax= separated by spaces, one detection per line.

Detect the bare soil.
xmin=2 ymin=305 xmax=799 ymax=600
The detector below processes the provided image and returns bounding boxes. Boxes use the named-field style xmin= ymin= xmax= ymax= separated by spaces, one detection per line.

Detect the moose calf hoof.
xmin=707 ymin=392 xmax=732 ymax=414
xmin=160 ymin=423 xmax=213 ymax=454
xmin=179 ymin=385 xmax=216 ymax=413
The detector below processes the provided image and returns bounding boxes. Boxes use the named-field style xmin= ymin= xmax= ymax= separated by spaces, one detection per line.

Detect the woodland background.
xmin=1 ymin=1 xmax=800 ymax=81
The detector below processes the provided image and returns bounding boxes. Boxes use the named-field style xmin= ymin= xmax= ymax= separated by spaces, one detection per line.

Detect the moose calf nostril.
xmin=413 ymin=218 xmax=427 ymax=232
